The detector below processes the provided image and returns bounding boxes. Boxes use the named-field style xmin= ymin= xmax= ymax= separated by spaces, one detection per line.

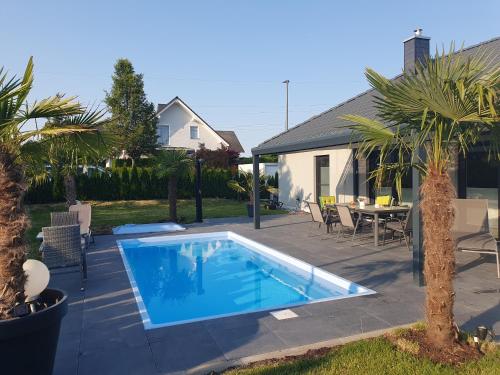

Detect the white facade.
xmin=238 ymin=163 xmax=278 ymax=177
xmin=156 ymin=98 xmax=229 ymax=151
xmin=278 ymin=146 xmax=362 ymax=210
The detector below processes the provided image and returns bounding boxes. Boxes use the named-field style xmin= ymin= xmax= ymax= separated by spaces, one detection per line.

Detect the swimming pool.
xmin=117 ymin=232 xmax=375 ymax=329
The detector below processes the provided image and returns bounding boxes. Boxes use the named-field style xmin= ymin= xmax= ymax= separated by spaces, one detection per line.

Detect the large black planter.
xmin=246 ymin=203 xmax=254 ymax=217
xmin=0 ymin=288 xmax=68 ymax=375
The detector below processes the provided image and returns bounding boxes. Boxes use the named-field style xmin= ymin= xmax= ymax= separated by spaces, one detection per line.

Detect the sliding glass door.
xmin=464 ymin=151 xmax=499 ymax=238
xmin=315 ymin=155 xmax=330 ymax=202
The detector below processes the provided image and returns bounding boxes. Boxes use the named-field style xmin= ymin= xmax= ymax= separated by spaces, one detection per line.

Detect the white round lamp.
xmin=23 ymin=259 xmax=50 ymax=303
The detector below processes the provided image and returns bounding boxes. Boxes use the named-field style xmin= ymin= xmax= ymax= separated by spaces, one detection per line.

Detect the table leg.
xmin=374 ymin=213 xmax=379 ymax=246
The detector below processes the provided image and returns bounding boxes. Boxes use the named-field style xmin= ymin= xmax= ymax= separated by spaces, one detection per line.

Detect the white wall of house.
xmin=278 ymin=146 xmax=355 ymax=210
xmin=238 ymin=163 xmax=278 ymax=176
xmin=157 ymin=102 xmax=227 ymax=151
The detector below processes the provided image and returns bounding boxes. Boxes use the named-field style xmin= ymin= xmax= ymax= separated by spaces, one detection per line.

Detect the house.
xmin=252 ymin=31 xmax=500 ymax=238
xmin=156 ymin=96 xmax=244 ymax=153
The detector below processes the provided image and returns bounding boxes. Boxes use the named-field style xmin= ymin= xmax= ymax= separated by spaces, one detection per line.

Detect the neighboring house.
xmin=253 ymin=31 xmax=500 ymax=238
xmin=238 ymin=163 xmax=278 ymax=177
xmin=156 ymin=97 xmax=244 ymax=153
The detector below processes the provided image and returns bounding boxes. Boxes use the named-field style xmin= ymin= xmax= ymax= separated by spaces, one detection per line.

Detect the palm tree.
xmin=25 ymin=110 xmax=114 ymax=206
xmin=227 ymin=170 xmax=276 ymax=205
xmin=0 ymin=58 xmax=110 ymax=319
xmin=342 ymin=46 xmax=500 ymax=349
xmin=154 ymin=149 xmax=194 ymax=222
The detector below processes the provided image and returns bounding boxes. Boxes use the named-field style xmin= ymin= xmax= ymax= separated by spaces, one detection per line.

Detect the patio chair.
xmin=41 ymin=224 xmax=87 ymax=290
xmin=336 ymin=205 xmax=362 ymax=242
xmin=319 ymin=196 xmax=336 ymax=210
xmin=50 ymin=211 xmax=79 ymax=226
xmin=383 ymin=207 xmax=413 ymax=250
xmin=451 ymin=199 xmax=499 ymax=278
xmin=69 ymin=203 xmax=93 ymax=244
xmin=375 ymin=195 xmax=393 ymax=206
xmin=305 ymin=201 xmax=338 ymax=234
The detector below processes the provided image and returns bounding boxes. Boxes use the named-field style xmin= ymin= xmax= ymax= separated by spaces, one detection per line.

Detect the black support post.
xmin=195 ymin=159 xmax=203 ymax=222
xmin=352 ymin=149 xmax=359 ymax=199
xmin=412 ymin=147 xmax=425 ymax=286
xmin=253 ymin=154 xmax=261 ymax=229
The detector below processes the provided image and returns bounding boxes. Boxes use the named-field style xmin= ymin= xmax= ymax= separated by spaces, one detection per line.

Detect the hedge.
xmin=25 ymin=167 xmax=277 ymax=204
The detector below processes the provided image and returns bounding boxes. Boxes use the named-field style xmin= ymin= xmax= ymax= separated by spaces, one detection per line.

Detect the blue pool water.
xmin=118 ymin=232 xmax=375 ymax=328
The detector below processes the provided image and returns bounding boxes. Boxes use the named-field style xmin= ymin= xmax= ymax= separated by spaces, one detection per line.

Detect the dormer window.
xmin=190 ymin=125 xmax=199 ymax=139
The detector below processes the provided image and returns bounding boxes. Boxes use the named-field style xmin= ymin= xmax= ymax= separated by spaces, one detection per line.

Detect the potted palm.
xmin=0 ymin=58 xmax=110 ymax=374
xmin=343 ymin=46 xmax=500 ymax=351
xmin=227 ymin=171 xmax=274 ymax=217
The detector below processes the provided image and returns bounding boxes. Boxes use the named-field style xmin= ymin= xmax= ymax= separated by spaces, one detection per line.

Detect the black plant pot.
xmin=0 ymin=288 xmax=68 ymax=375
xmin=246 ymin=203 xmax=254 ymax=217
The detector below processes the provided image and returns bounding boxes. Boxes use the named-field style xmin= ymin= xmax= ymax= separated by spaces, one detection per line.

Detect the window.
xmin=190 ymin=125 xmax=199 ymax=139
xmin=159 ymin=125 xmax=169 ymax=145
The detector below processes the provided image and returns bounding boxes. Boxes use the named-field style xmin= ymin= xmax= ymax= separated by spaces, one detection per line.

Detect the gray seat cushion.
xmin=452 ymin=231 xmax=498 ymax=252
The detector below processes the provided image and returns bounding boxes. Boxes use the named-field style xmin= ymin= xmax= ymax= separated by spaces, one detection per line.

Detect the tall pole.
xmin=283 ymin=80 xmax=289 ymax=131
xmin=195 ymin=158 xmax=203 ymax=222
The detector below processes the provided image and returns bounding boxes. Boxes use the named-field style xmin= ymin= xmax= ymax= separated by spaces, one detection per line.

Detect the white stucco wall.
xmin=157 ymin=102 xmax=227 ymax=150
xmin=278 ymin=146 xmax=355 ymax=210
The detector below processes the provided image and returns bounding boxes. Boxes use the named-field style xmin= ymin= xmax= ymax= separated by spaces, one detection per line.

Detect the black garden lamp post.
xmin=195 ymin=158 xmax=203 ymax=222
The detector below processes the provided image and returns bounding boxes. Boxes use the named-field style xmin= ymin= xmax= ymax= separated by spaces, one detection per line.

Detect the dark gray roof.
xmin=156 ymin=103 xmax=168 ymax=113
xmin=253 ymin=36 xmax=500 ymax=155
xmin=216 ymin=130 xmax=245 ymax=153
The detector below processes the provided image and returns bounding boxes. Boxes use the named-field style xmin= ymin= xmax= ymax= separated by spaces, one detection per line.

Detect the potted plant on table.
xmin=227 ymin=171 xmax=275 ymax=217
xmin=0 ymin=58 xmax=109 ymax=374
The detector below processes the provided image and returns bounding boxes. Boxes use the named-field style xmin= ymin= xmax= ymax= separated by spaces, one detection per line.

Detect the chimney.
xmin=403 ymin=28 xmax=430 ymax=73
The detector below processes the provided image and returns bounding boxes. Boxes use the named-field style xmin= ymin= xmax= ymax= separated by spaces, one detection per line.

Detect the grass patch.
xmin=224 ymin=337 xmax=499 ymax=375
xmin=26 ymin=198 xmax=287 ymax=258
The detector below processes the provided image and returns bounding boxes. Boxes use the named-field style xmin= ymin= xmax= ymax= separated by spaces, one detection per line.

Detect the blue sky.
xmin=3 ymin=0 xmax=499 ymax=155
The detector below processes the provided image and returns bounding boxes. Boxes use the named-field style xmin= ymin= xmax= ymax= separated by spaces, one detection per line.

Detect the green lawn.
xmin=225 ymin=337 xmax=499 ymax=375
xmin=26 ymin=198 xmax=287 ymax=257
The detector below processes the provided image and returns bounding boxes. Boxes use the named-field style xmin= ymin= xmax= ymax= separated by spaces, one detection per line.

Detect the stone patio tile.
xmin=149 ymin=326 xmax=225 ymax=373
xmin=78 ymin=344 xmax=157 ymax=375
xmin=205 ymin=319 xmax=287 ymax=360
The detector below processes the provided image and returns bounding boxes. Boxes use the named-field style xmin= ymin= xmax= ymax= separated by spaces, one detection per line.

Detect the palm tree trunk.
xmin=0 ymin=146 xmax=28 ymax=319
xmin=168 ymin=176 xmax=177 ymax=222
xmin=64 ymin=173 xmax=77 ymax=207
xmin=420 ymin=166 xmax=456 ymax=348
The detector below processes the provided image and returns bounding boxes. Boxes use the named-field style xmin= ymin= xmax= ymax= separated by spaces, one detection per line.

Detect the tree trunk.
xmin=420 ymin=166 xmax=456 ymax=348
xmin=64 ymin=174 xmax=77 ymax=207
xmin=0 ymin=145 xmax=28 ymax=319
xmin=168 ymin=176 xmax=177 ymax=222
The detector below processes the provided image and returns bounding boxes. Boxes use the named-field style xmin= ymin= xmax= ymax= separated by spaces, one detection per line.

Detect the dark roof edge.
xmin=252 ymin=133 xmax=360 ymax=155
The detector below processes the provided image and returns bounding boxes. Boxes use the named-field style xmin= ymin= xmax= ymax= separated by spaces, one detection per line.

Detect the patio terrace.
xmin=50 ymin=213 xmax=499 ymax=375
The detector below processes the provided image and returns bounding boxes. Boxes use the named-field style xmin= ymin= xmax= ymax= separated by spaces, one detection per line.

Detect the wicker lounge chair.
xmin=69 ymin=203 xmax=93 ymax=244
xmin=41 ymin=224 xmax=87 ymax=290
xmin=50 ymin=211 xmax=79 ymax=226
xmin=383 ymin=207 xmax=413 ymax=250
xmin=305 ymin=201 xmax=338 ymax=234
xmin=451 ymin=199 xmax=499 ymax=278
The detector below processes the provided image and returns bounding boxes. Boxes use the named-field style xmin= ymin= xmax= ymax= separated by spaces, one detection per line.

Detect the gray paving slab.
xmin=48 ymin=213 xmax=500 ymax=374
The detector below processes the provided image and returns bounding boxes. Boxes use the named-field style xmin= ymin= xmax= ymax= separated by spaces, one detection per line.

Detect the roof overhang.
xmin=252 ymin=133 xmax=359 ymax=155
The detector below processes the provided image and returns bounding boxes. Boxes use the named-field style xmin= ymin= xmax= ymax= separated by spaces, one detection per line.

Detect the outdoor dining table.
xmin=329 ymin=204 xmax=410 ymax=247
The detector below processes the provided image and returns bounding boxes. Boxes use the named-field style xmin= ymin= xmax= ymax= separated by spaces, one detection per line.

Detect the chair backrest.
xmin=305 ymin=201 xmax=324 ymax=223
xmin=403 ymin=207 xmax=413 ymax=231
xmin=51 ymin=211 xmax=79 ymax=227
xmin=336 ymin=205 xmax=355 ymax=228
xmin=319 ymin=196 xmax=336 ymax=209
xmin=69 ymin=204 xmax=91 ymax=235
xmin=375 ymin=195 xmax=392 ymax=206
xmin=42 ymin=224 xmax=81 ymax=268
xmin=451 ymin=199 xmax=490 ymax=234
